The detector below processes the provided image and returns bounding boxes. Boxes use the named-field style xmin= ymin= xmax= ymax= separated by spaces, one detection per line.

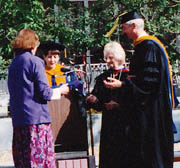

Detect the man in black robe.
xmin=104 ymin=11 xmax=174 ymax=168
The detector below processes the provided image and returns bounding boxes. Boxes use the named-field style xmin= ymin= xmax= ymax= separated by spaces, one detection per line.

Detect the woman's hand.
xmin=60 ymin=84 xmax=70 ymax=96
xmin=104 ymin=100 xmax=120 ymax=110
xmin=104 ymin=77 xmax=122 ymax=88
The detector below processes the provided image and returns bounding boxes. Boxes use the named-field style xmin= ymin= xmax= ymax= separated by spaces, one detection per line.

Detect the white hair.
xmin=125 ymin=18 xmax=144 ymax=30
xmin=103 ymin=41 xmax=126 ymax=64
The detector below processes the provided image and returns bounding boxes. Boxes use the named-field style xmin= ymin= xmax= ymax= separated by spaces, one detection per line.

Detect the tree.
xmin=0 ymin=1 xmax=45 ymax=78
xmin=0 ymin=0 xmax=179 ymax=79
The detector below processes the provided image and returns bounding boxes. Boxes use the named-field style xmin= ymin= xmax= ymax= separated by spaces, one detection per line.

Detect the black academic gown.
xmin=122 ymin=39 xmax=174 ymax=168
xmin=89 ymin=68 xmax=130 ymax=168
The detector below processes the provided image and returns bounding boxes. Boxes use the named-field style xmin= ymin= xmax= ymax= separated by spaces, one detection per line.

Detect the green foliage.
xmin=0 ymin=56 xmax=10 ymax=79
xmin=0 ymin=0 xmax=46 ymax=59
xmin=0 ymin=0 xmax=179 ymax=79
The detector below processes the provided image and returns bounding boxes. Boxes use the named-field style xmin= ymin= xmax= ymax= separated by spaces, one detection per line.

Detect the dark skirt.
xmin=12 ymin=123 xmax=56 ymax=168
xmin=99 ymin=110 xmax=130 ymax=168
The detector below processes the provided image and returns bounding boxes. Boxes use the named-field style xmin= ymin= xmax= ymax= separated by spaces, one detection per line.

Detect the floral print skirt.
xmin=12 ymin=123 xmax=56 ymax=168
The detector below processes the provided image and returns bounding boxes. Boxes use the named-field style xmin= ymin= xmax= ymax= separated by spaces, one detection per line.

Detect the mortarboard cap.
xmin=121 ymin=11 xmax=142 ymax=24
xmin=36 ymin=41 xmax=66 ymax=58
xmin=39 ymin=41 xmax=65 ymax=52
xmin=104 ymin=11 xmax=143 ymax=37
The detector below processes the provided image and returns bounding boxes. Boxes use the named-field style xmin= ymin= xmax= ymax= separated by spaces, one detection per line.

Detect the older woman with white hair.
xmin=86 ymin=41 xmax=130 ymax=168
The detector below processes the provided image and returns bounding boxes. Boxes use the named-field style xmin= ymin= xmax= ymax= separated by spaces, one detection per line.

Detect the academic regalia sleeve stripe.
xmin=134 ymin=35 xmax=175 ymax=110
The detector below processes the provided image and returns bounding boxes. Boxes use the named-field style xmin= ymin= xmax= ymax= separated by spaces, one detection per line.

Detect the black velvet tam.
xmin=121 ymin=11 xmax=142 ymax=24
xmin=36 ymin=41 xmax=65 ymax=58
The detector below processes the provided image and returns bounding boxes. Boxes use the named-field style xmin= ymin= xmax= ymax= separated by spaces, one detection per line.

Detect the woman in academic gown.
xmin=86 ymin=41 xmax=130 ymax=168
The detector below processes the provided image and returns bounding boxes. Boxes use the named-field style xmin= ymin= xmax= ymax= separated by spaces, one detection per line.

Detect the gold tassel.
xmin=105 ymin=17 xmax=119 ymax=38
xmin=105 ymin=12 xmax=127 ymax=38
xmin=64 ymin=48 xmax=67 ymax=58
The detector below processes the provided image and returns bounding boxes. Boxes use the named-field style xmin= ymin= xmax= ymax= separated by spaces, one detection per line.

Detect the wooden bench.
xmin=55 ymin=151 xmax=96 ymax=168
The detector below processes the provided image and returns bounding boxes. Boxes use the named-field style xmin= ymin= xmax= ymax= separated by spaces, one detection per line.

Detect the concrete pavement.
xmin=0 ymin=117 xmax=14 ymax=167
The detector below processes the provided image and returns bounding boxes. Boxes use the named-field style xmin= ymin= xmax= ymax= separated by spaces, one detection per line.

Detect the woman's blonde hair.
xmin=103 ymin=41 xmax=126 ymax=65
xmin=12 ymin=29 xmax=39 ymax=50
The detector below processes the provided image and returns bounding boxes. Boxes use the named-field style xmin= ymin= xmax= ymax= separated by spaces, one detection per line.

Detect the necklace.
xmin=110 ymin=68 xmax=123 ymax=80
